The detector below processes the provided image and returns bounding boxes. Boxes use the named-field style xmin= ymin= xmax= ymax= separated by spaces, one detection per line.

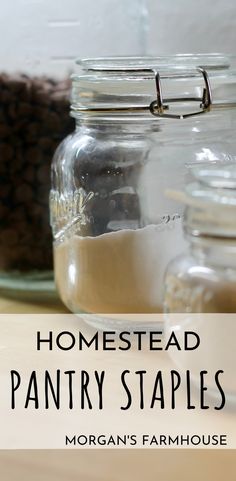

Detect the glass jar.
xmin=0 ymin=74 xmax=73 ymax=300
xmin=163 ymin=165 xmax=236 ymax=403
xmin=164 ymin=165 xmax=236 ymax=313
xmin=50 ymin=55 xmax=236 ymax=329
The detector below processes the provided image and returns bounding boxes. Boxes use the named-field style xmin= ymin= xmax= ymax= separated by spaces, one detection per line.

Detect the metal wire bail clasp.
xmin=150 ymin=67 xmax=213 ymax=119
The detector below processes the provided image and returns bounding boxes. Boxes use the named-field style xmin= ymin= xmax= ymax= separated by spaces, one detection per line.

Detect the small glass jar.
xmin=164 ymin=165 xmax=236 ymax=313
xmin=163 ymin=166 xmax=236 ymax=403
xmin=50 ymin=55 xmax=236 ymax=329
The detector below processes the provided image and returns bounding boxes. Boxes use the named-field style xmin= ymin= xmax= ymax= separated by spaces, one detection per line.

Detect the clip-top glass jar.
xmin=50 ymin=55 xmax=236 ymax=329
xmin=164 ymin=165 xmax=236 ymax=313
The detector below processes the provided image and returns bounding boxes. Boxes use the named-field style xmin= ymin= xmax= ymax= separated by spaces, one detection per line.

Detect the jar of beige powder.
xmin=50 ymin=56 xmax=236 ymax=330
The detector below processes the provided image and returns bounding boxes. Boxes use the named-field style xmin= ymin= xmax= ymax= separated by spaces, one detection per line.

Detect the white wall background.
xmin=0 ymin=0 xmax=236 ymax=76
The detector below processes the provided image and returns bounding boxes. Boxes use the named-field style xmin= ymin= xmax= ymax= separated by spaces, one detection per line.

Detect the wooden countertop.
xmin=0 ymin=295 xmax=235 ymax=481
xmin=0 ymin=295 xmax=68 ymax=314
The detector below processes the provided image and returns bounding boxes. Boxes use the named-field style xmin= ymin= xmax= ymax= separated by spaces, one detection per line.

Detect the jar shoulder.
xmin=52 ymin=130 xmax=85 ymax=164
xmin=166 ymin=251 xmax=236 ymax=279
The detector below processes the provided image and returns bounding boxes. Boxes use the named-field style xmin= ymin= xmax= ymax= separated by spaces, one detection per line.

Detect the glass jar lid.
xmin=76 ymin=54 xmax=231 ymax=73
xmin=71 ymin=54 xmax=236 ymax=120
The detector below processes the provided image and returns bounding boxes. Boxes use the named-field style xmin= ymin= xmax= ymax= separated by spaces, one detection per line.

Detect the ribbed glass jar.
xmin=164 ymin=165 xmax=236 ymax=313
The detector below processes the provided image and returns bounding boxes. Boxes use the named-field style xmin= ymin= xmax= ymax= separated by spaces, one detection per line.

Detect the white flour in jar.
xmin=54 ymin=220 xmax=186 ymax=314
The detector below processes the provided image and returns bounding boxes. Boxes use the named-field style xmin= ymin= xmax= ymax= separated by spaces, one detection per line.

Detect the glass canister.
xmin=164 ymin=165 xmax=236 ymax=313
xmin=50 ymin=55 xmax=236 ymax=328
xmin=163 ymin=165 xmax=236 ymax=403
xmin=0 ymin=74 xmax=73 ymax=299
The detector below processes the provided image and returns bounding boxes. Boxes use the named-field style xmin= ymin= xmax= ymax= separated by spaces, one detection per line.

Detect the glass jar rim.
xmin=186 ymin=165 xmax=236 ymax=206
xmin=71 ymin=54 xmax=236 ymax=119
xmin=180 ymin=165 xmax=236 ymax=239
